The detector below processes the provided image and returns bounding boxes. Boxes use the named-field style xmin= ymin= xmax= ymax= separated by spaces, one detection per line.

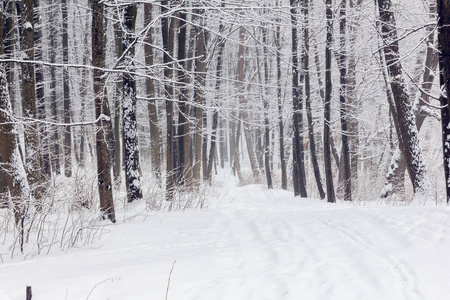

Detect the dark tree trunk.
xmin=276 ymin=2 xmax=287 ymax=190
xmin=324 ymin=0 xmax=336 ymax=203
xmin=177 ymin=5 xmax=188 ymax=185
xmin=290 ymin=0 xmax=307 ymax=197
xmin=262 ymin=27 xmax=273 ymax=189
xmin=0 ymin=6 xmax=29 ymax=225
xmin=33 ymin=0 xmax=50 ymax=179
xmin=377 ymin=0 xmax=430 ymax=200
xmin=193 ymin=8 xmax=206 ymax=185
xmin=92 ymin=0 xmax=116 ymax=222
xmin=304 ymin=0 xmax=325 ymax=199
xmin=21 ymin=0 xmax=43 ymax=205
xmin=62 ymin=0 xmax=72 ymax=177
xmin=113 ymin=10 xmax=122 ymax=186
xmin=49 ymin=0 xmax=60 ymax=175
xmin=122 ymin=4 xmax=142 ymax=203
xmin=382 ymin=0 xmax=437 ymax=199
xmin=338 ymin=0 xmax=352 ymax=201
xmin=161 ymin=1 xmax=176 ymax=199
xmin=438 ymin=0 xmax=450 ymax=203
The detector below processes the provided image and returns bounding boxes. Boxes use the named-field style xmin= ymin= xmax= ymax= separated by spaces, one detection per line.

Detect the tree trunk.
xmin=438 ymin=0 xmax=450 ymax=203
xmin=324 ymin=0 xmax=336 ymax=203
xmin=161 ymin=1 xmax=176 ymax=199
xmin=382 ymin=0 xmax=437 ymax=199
xmin=113 ymin=10 xmax=122 ymax=186
xmin=262 ymin=27 xmax=273 ymax=189
xmin=338 ymin=0 xmax=352 ymax=201
xmin=176 ymin=5 xmax=188 ymax=185
xmin=21 ymin=0 xmax=43 ymax=205
xmin=377 ymin=0 xmax=431 ymax=202
xmin=122 ymin=4 xmax=142 ymax=203
xmin=33 ymin=0 xmax=50 ymax=180
xmin=193 ymin=8 xmax=207 ymax=185
xmin=49 ymin=0 xmax=60 ymax=175
xmin=62 ymin=0 xmax=72 ymax=177
xmin=276 ymin=2 xmax=287 ymax=190
xmin=0 ymin=6 xmax=29 ymax=225
xmin=144 ymin=4 xmax=162 ymax=182
xmin=304 ymin=0 xmax=325 ymax=199
xmin=290 ymin=0 xmax=307 ymax=197
xmin=92 ymin=0 xmax=116 ymax=222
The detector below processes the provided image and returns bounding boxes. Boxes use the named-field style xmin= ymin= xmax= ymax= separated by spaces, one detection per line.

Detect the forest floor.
xmin=0 ymin=174 xmax=449 ymax=300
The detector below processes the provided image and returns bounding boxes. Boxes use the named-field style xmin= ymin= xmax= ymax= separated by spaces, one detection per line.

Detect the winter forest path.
xmin=0 ymin=184 xmax=449 ymax=299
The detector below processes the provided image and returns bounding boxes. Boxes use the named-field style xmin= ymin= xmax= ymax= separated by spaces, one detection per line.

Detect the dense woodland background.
xmin=0 ymin=0 xmax=449 ymax=252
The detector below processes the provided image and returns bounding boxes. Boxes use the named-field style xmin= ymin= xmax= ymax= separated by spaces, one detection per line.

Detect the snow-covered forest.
xmin=1 ymin=0 xmax=450 ymax=298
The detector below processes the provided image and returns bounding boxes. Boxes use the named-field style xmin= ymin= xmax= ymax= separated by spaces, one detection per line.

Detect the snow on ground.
xmin=1 ymin=181 xmax=450 ymax=300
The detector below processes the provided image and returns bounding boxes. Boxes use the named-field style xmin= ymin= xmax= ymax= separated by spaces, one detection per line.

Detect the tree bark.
xmin=262 ymin=26 xmax=273 ymax=189
xmin=92 ymin=0 xmax=116 ymax=222
xmin=324 ymin=0 xmax=336 ymax=203
xmin=144 ymin=4 xmax=161 ymax=182
xmin=377 ymin=0 xmax=430 ymax=201
xmin=49 ymin=0 xmax=60 ymax=175
xmin=62 ymin=0 xmax=72 ymax=177
xmin=276 ymin=2 xmax=287 ymax=190
xmin=21 ymin=0 xmax=43 ymax=205
xmin=161 ymin=1 xmax=176 ymax=199
xmin=290 ymin=0 xmax=307 ymax=197
xmin=0 ymin=6 xmax=29 ymax=225
xmin=304 ymin=0 xmax=325 ymax=199
xmin=193 ymin=8 xmax=207 ymax=185
xmin=122 ymin=4 xmax=142 ymax=203
xmin=176 ymin=5 xmax=188 ymax=185
xmin=438 ymin=0 xmax=450 ymax=203
xmin=338 ymin=0 xmax=352 ymax=201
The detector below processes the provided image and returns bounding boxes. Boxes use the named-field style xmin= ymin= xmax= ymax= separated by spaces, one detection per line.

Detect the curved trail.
xmin=0 ymin=184 xmax=448 ymax=300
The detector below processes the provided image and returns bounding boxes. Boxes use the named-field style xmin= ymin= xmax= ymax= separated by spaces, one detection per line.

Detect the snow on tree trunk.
xmin=20 ymin=0 xmax=43 ymax=206
xmin=0 ymin=6 xmax=29 ymax=225
xmin=438 ymin=0 xmax=450 ymax=203
xmin=377 ymin=0 xmax=431 ymax=204
xmin=122 ymin=4 xmax=142 ymax=203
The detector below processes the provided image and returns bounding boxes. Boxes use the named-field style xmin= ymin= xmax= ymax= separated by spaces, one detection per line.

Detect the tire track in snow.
xmin=311 ymin=215 xmax=422 ymax=300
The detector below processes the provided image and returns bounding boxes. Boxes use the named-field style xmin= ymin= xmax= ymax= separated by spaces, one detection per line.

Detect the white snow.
xmin=1 ymin=183 xmax=450 ymax=300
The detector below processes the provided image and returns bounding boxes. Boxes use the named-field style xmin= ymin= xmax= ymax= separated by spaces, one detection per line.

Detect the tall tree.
xmin=193 ymin=7 xmax=207 ymax=185
xmin=21 ymin=0 xmax=43 ymax=205
xmin=92 ymin=0 xmax=115 ymax=222
xmin=262 ymin=26 xmax=273 ymax=189
xmin=438 ymin=0 xmax=450 ymax=202
xmin=0 ymin=4 xmax=29 ymax=226
xmin=49 ymin=0 xmax=60 ymax=175
xmin=304 ymin=0 xmax=325 ymax=199
xmin=338 ymin=0 xmax=352 ymax=201
xmin=144 ymin=3 xmax=161 ymax=182
xmin=324 ymin=0 xmax=336 ymax=203
xmin=176 ymin=3 xmax=188 ymax=185
xmin=377 ymin=0 xmax=431 ymax=202
xmin=161 ymin=1 xmax=176 ymax=199
xmin=113 ymin=9 xmax=122 ymax=185
xmin=122 ymin=4 xmax=142 ymax=202
xmin=290 ymin=0 xmax=307 ymax=197
xmin=276 ymin=0 xmax=287 ymax=190
xmin=34 ymin=0 xmax=50 ymax=179
xmin=62 ymin=0 xmax=72 ymax=177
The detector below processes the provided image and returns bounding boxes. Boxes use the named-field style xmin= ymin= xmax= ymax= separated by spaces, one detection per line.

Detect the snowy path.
xmin=1 ymin=184 xmax=450 ymax=299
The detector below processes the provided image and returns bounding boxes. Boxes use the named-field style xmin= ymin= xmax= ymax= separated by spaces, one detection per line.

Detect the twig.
xmin=165 ymin=261 xmax=177 ymax=300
